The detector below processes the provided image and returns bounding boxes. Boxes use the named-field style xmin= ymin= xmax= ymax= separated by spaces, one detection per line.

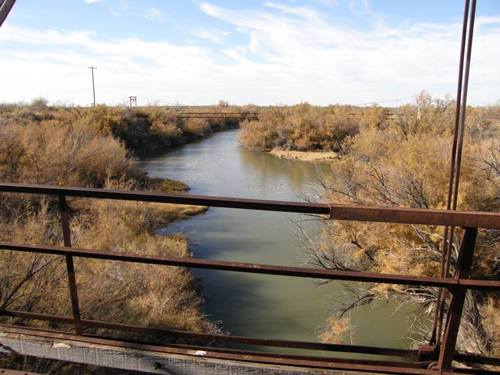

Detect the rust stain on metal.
xmin=0 ymin=183 xmax=498 ymax=229
xmin=0 ymin=182 xmax=498 ymax=374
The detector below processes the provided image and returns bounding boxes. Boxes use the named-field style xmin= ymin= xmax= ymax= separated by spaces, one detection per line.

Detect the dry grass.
xmin=0 ymin=103 xmax=219 ymax=346
xmin=71 ymin=181 xmax=211 ymax=333
xmin=0 ymin=184 xmax=214 ymax=338
xmin=0 ymin=102 xmax=244 ymax=156
xmin=0 ymin=120 xmax=142 ymax=187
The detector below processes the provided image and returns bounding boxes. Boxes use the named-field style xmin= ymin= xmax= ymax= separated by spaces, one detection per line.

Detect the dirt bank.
xmin=269 ymin=148 xmax=338 ymax=162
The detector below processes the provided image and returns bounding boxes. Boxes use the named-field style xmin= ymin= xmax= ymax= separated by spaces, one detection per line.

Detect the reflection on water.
xmin=238 ymin=148 xmax=329 ymax=195
xmin=140 ymin=129 xmax=416 ymax=350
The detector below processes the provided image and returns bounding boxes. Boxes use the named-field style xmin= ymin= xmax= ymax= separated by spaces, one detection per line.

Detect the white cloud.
xmin=0 ymin=2 xmax=499 ymax=106
xmin=145 ymin=7 xmax=165 ymax=21
xmin=193 ymin=29 xmax=229 ymax=44
xmin=83 ymin=0 xmax=101 ymax=4
xmin=196 ymin=2 xmax=500 ymax=104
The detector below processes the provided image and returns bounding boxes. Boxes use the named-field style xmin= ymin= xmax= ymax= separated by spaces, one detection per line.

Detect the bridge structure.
xmin=171 ymin=111 xmax=259 ymax=120
xmin=1 ymin=0 xmax=499 ymax=373
xmin=0 ymin=183 xmax=499 ymax=374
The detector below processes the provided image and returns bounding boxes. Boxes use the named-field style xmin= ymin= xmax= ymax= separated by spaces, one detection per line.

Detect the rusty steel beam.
xmin=0 ymin=369 xmax=41 ymax=375
xmin=0 ymin=182 xmax=498 ymax=374
xmin=433 ymin=0 xmax=478 ymax=348
xmin=2 ymin=324 xmax=497 ymax=375
xmin=448 ymin=370 xmax=500 ymax=375
xmin=176 ymin=115 xmax=257 ymax=119
xmin=0 ymin=0 xmax=15 ymax=27
xmin=437 ymin=228 xmax=478 ymax=370
xmin=1 ymin=242 xmax=498 ymax=291
xmin=0 ymin=309 xmax=416 ymax=359
xmin=0 ymin=323 xmax=438 ymax=374
xmin=0 ymin=183 xmax=499 ymax=229
xmin=58 ymin=194 xmax=82 ymax=335
xmin=172 ymin=111 xmax=258 ymax=119
xmin=454 ymin=353 xmax=500 ymax=367
xmin=435 ymin=78 xmax=466 ymax=338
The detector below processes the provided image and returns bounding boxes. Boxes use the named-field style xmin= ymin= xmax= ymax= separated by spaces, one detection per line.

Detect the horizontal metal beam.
xmin=1 ymin=242 xmax=498 ymax=290
xmin=2 ymin=324 xmax=496 ymax=375
xmin=0 ymin=309 xmax=415 ymax=358
xmin=176 ymin=112 xmax=257 ymax=116
xmin=0 ymin=369 xmax=41 ymax=375
xmin=454 ymin=352 xmax=500 ymax=367
xmin=0 ymin=328 xmax=333 ymax=375
xmin=0 ymin=323 xmax=433 ymax=374
xmin=0 ymin=183 xmax=499 ymax=229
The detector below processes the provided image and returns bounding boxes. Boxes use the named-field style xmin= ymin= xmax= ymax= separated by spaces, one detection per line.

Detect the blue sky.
xmin=1 ymin=0 xmax=500 ymax=105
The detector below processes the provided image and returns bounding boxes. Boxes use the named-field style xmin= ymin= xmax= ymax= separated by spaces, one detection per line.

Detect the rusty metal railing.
xmin=0 ymin=183 xmax=499 ymax=374
xmin=0 ymin=0 xmax=16 ymax=27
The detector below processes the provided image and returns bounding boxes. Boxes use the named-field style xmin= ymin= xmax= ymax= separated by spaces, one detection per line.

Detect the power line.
xmin=352 ymin=95 xmax=418 ymax=107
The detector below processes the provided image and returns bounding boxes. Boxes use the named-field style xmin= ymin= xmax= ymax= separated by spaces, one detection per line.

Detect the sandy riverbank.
xmin=269 ymin=148 xmax=338 ymax=162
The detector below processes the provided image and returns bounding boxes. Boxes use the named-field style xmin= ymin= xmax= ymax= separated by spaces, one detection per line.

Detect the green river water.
xmin=139 ymin=129 xmax=420 ymax=354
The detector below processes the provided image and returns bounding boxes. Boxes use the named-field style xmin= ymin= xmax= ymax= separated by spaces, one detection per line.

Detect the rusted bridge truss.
xmin=0 ymin=183 xmax=499 ymax=374
xmin=1 ymin=0 xmax=499 ymax=373
xmin=172 ymin=111 xmax=258 ymax=119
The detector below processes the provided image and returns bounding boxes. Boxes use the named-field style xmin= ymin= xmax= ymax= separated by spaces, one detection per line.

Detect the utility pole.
xmin=88 ymin=66 xmax=97 ymax=106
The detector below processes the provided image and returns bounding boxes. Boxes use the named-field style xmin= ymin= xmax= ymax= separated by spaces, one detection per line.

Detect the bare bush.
xmin=0 ymin=104 xmax=218 ymax=344
xmin=309 ymin=94 xmax=499 ymax=355
xmin=240 ymin=103 xmax=380 ymax=152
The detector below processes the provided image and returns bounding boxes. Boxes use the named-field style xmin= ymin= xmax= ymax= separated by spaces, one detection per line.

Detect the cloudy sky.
xmin=1 ymin=0 xmax=499 ymax=106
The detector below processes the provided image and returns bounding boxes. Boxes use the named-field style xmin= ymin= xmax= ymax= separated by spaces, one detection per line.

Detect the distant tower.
xmin=129 ymin=96 xmax=137 ymax=106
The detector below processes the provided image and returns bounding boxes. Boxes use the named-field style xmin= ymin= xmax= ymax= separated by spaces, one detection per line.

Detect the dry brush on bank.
xmin=239 ymin=103 xmax=385 ymax=153
xmin=237 ymin=93 xmax=500 ymax=356
xmin=303 ymin=94 xmax=499 ymax=356
xmin=0 ymin=102 xmax=225 ymax=361
xmin=0 ymin=101 xmax=246 ymax=157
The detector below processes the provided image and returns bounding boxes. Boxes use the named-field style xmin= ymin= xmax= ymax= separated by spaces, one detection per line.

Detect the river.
xmin=139 ymin=129 xmax=417 ymax=353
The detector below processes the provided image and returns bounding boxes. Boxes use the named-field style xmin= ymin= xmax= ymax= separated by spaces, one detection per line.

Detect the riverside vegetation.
xmin=0 ymin=101 xmax=248 ymax=373
xmin=0 ymin=96 xmax=498 ymax=372
xmin=240 ymin=93 xmax=499 ymax=357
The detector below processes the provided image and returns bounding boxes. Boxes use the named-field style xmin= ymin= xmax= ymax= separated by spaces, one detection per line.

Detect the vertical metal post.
xmin=89 ymin=66 xmax=97 ymax=106
xmin=436 ymin=227 xmax=477 ymax=370
xmin=432 ymin=0 xmax=477 ymax=345
xmin=58 ymin=193 xmax=83 ymax=335
xmin=0 ymin=0 xmax=16 ymax=27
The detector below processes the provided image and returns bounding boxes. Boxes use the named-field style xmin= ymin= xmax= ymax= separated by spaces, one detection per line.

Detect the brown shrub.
xmin=0 ymin=180 xmax=213 ymax=337
xmin=311 ymin=95 xmax=499 ymax=354
xmin=0 ymin=104 xmax=219 ymax=341
xmin=0 ymin=120 xmax=141 ymax=187
xmin=240 ymin=103 xmax=368 ymax=152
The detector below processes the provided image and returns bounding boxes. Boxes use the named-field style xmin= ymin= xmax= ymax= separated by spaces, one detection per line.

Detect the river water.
xmin=139 ymin=129 xmax=416 ymax=351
